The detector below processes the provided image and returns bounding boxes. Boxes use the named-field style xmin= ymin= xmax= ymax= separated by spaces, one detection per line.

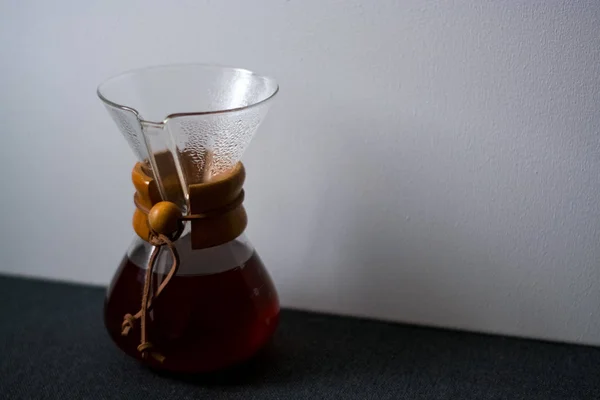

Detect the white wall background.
xmin=1 ymin=0 xmax=599 ymax=345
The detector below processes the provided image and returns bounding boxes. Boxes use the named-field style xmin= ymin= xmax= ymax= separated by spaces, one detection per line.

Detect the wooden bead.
xmin=148 ymin=201 xmax=183 ymax=236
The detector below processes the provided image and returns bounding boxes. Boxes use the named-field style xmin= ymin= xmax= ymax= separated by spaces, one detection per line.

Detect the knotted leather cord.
xmin=121 ymin=190 xmax=245 ymax=362
xmin=121 ymin=233 xmax=179 ymax=362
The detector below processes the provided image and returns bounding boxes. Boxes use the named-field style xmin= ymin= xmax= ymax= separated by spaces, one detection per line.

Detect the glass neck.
xmin=127 ymin=232 xmax=254 ymax=276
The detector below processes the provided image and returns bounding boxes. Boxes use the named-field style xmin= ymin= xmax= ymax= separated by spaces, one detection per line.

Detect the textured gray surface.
xmin=0 ymin=275 xmax=599 ymax=399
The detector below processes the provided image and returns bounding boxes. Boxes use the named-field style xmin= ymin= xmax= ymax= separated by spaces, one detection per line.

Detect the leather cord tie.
xmin=120 ymin=232 xmax=179 ymax=363
xmin=121 ymin=190 xmax=245 ymax=362
xmin=133 ymin=190 xmax=245 ymax=221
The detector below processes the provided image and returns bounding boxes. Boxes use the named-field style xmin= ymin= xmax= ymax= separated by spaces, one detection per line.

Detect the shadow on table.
xmin=152 ymin=310 xmax=393 ymax=387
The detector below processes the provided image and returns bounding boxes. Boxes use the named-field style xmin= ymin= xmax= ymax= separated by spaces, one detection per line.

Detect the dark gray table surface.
xmin=0 ymin=275 xmax=599 ymax=399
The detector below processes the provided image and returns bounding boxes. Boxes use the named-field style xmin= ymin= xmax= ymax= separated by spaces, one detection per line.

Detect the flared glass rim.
xmin=97 ymin=63 xmax=279 ymax=123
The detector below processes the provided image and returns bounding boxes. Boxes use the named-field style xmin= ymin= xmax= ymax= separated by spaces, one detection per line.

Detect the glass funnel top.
xmin=98 ymin=65 xmax=278 ymax=206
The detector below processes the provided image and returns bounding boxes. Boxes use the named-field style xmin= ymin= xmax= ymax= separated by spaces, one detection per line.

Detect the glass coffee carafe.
xmin=97 ymin=65 xmax=280 ymax=373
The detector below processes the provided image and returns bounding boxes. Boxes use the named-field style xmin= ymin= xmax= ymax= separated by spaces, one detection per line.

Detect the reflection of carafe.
xmin=98 ymin=65 xmax=280 ymax=373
